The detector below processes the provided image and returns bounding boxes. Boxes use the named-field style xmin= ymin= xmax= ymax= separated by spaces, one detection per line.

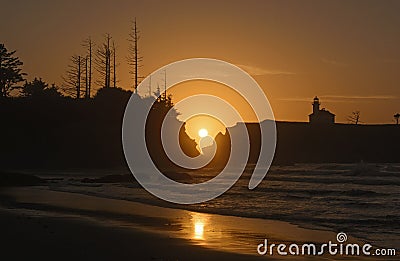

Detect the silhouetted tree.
xmin=127 ymin=18 xmax=142 ymax=93
xmin=94 ymin=87 xmax=131 ymax=108
xmin=22 ymin=78 xmax=62 ymax=98
xmin=112 ymin=41 xmax=118 ymax=88
xmin=152 ymin=92 xmax=175 ymax=116
xmin=394 ymin=113 xmax=400 ymax=125
xmin=84 ymin=56 xmax=89 ymax=97
xmin=82 ymin=37 xmax=94 ymax=98
xmin=145 ymin=92 xmax=183 ymax=172
xmin=154 ymin=84 xmax=161 ymax=101
xmin=0 ymin=43 xmax=26 ymax=97
xmin=348 ymin=111 xmax=361 ymax=125
xmin=62 ymin=55 xmax=84 ymax=98
xmin=153 ymin=81 xmax=173 ymax=108
xmin=23 ymin=78 xmax=47 ymax=97
xmin=95 ymin=34 xmax=113 ymax=88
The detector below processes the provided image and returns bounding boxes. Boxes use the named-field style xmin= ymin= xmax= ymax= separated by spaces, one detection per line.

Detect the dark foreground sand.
xmin=0 ymin=187 xmax=389 ymax=260
xmin=0 ymin=209 xmax=267 ymax=261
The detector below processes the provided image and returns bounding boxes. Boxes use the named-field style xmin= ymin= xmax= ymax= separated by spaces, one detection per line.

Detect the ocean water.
xmin=40 ymin=163 xmax=400 ymax=249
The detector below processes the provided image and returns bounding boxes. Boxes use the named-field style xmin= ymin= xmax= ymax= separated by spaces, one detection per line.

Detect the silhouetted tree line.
xmin=1 ymin=18 xmax=143 ymax=99
xmin=0 ymin=85 xmax=202 ymax=169
xmin=0 ymin=40 xmax=199 ymax=170
xmin=0 ymin=37 xmax=202 ymax=171
xmin=1 ymin=39 xmax=399 ymax=172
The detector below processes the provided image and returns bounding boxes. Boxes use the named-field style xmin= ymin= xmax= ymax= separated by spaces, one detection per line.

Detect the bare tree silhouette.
xmin=95 ymin=34 xmax=112 ymax=88
xmin=127 ymin=18 xmax=143 ymax=93
xmin=62 ymin=55 xmax=85 ymax=98
xmin=348 ymin=111 xmax=361 ymax=125
xmin=394 ymin=113 xmax=400 ymax=125
xmin=82 ymin=37 xmax=94 ymax=98
xmin=112 ymin=41 xmax=118 ymax=88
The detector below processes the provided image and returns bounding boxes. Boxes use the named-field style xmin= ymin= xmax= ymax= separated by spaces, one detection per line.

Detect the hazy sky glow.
xmin=1 ymin=0 xmax=400 ymax=123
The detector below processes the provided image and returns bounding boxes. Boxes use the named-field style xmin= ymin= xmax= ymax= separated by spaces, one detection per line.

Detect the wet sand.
xmin=0 ymin=187 xmax=385 ymax=260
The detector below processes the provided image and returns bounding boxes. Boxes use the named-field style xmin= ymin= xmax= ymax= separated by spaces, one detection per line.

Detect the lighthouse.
xmin=309 ymin=96 xmax=335 ymax=125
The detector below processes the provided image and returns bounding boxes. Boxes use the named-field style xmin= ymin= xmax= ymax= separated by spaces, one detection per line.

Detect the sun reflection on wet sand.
xmin=191 ymin=213 xmax=207 ymax=240
xmin=194 ymin=220 xmax=204 ymax=239
xmin=2 ymin=187 xmax=350 ymax=257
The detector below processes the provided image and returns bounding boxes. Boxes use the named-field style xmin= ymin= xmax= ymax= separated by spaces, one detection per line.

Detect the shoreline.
xmin=0 ymin=186 xmax=384 ymax=260
xmin=0 ymin=208 xmax=264 ymax=261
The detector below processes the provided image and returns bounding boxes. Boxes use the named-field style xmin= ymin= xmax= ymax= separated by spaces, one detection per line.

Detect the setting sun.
xmin=198 ymin=128 xmax=208 ymax=138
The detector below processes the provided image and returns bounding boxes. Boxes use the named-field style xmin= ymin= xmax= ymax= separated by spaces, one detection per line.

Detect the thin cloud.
xmin=278 ymin=95 xmax=398 ymax=103
xmin=321 ymin=58 xmax=349 ymax=67
xmin=237 ymin=64 xmax=296 ymax=76
xmin=278 ymin=97 xmax=311 ymax=102
xmin=322 ymin=95 xmax=398 ymax=100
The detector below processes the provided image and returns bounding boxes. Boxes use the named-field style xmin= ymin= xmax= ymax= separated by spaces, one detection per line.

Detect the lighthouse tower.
xmin=312 ymin=96 xmax=320 ymax=114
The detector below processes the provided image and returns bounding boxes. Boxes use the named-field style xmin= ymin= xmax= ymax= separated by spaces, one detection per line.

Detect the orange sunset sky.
xmin=1 ymin=0 xmax=399 ymax=123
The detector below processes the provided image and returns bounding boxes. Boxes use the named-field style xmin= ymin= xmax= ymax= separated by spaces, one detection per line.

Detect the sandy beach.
xmin=1 ymin=186 xmax=389 ymax=260
xmin=0 ymin=209 xmax=261 ymax=261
